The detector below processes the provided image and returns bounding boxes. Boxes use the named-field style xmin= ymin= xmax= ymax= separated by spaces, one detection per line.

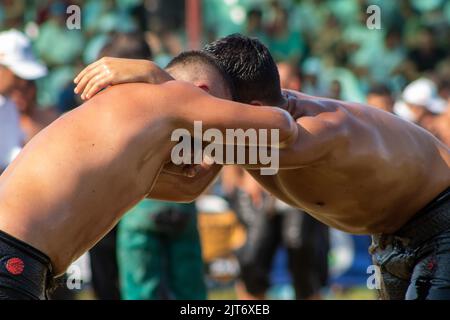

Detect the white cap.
xmin=393 ymin=100 xmax=416 ymax=122
xmin=0 ymin=29 xmax=47 ymax=80
xmin=402 ymin=78 xmax=446 ymax=114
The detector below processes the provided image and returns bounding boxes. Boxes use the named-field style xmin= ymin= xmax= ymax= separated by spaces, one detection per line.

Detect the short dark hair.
xmin=203 ymin=34 xmax=282 ymax=105
xmin=166 ymin=50 xmax=236 ymax=99
xmin=99 ymin=32 xmax=152 ymax=60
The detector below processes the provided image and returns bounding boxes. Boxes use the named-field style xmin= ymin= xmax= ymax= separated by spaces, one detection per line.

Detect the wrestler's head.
xmin=203 ymin=33 xmax=283 ymax=106
xmin=165 ymin=50 xmax=235 ymax=101
xmin=98 ymin=33 xmax=234 ymax=101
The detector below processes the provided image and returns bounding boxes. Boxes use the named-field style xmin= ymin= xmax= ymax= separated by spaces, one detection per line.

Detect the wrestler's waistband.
xmin=387 ymin=187 xmax=450 ymax=247
xmin=0 ymin=229 xmax=53 ymax=300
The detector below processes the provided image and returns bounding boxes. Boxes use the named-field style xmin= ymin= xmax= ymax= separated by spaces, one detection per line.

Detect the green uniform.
xmin=117 ymin=199 xmax=206 ymax=300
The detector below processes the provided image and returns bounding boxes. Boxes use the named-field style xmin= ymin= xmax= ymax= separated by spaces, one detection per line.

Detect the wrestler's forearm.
xmin=180 ymin=93 xmax=299 ymax=148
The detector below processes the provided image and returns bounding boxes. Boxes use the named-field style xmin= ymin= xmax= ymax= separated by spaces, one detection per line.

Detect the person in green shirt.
xmin=83 ymin=32 xmax=206 ymax=300
xmin=117 ymin=200 xmax=206 ymax=300
xmin=266 ymin=5 xmax=304 ymax=66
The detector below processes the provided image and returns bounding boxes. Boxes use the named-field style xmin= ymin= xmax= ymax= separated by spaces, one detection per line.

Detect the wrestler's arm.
xmin=146 ymin=81 xmax=298 ymax=202
xmin=74 ymin=57 xmax=173 ymax=100
xmin=148 ymin=84 xmax=334 ymax=205
xmin=220 ymin=114 xmax=345 ymax=173
xmin=243 ymin=96 xmax=349 ymax=205
xmin=231 ymin=116 xmax=338 ymax=206
xmin=246 ymin=95 xmax=349 ymax=169
xmin=170 ymin=81 xmax=299 ymax=148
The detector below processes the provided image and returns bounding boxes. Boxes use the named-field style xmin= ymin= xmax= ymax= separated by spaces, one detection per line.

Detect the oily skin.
xmin=0 ymin=78 xmax=297 ymax=275
xmin=245 ymin=90 xmax=450 ymax=234
xmin=72 ymin=57 xmax=450 ymax=235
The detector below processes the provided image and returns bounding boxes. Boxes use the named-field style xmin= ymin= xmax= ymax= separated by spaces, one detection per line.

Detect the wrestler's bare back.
xmin=250 ymin=91 xmax=450 ymax=234
xmin=0 ymin=84 xmax=181 ymax=274
xmin=0 ymin=81 xmax=297 ymax=275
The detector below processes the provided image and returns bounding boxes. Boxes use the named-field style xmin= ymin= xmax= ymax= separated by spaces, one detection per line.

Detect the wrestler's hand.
xmin=74 ymin=57 xmax=173 ymax=100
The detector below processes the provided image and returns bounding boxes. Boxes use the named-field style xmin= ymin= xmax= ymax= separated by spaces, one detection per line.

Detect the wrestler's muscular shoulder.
xmin=73 ymin=81 xmax=197 ymax=150
xmin=280 ymin=96 xmax=353 ymax=168
xmin=91 ymin=81 xmax=184 ymax=118
xmin=247 ymin=95 xmax=353 ymax=207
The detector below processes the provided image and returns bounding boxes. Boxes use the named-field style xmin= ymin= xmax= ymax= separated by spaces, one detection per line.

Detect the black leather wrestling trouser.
xmin=370 ymin=187 xmax=450 ymax=300
xmin=0 ymin=229 xmax=54 ymax=300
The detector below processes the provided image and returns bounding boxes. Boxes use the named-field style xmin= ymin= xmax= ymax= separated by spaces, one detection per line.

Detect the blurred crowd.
xmin=0 ymin=0 xmax=448 ymax=138
xmin=0 ymin=0 xmax=449 ymax=300
xmin=210 ymin=0 xmax=449 ymax=144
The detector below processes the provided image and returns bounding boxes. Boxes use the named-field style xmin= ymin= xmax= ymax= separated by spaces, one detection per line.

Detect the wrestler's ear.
xmin=197 ymin=84 xmax=210 ymax=93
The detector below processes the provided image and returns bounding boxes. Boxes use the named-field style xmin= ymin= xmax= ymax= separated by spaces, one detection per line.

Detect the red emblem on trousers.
xmin=5 ymin=257 xmax=25 ymax=275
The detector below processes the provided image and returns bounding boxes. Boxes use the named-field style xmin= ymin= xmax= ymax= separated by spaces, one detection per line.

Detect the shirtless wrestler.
xmin=205 ymin=35 xmax=449 ymax=300
xmin=78 ymin=35 xmax=450 ymax=300
xmin=0 ymin=51 xmax=298 ymax=300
